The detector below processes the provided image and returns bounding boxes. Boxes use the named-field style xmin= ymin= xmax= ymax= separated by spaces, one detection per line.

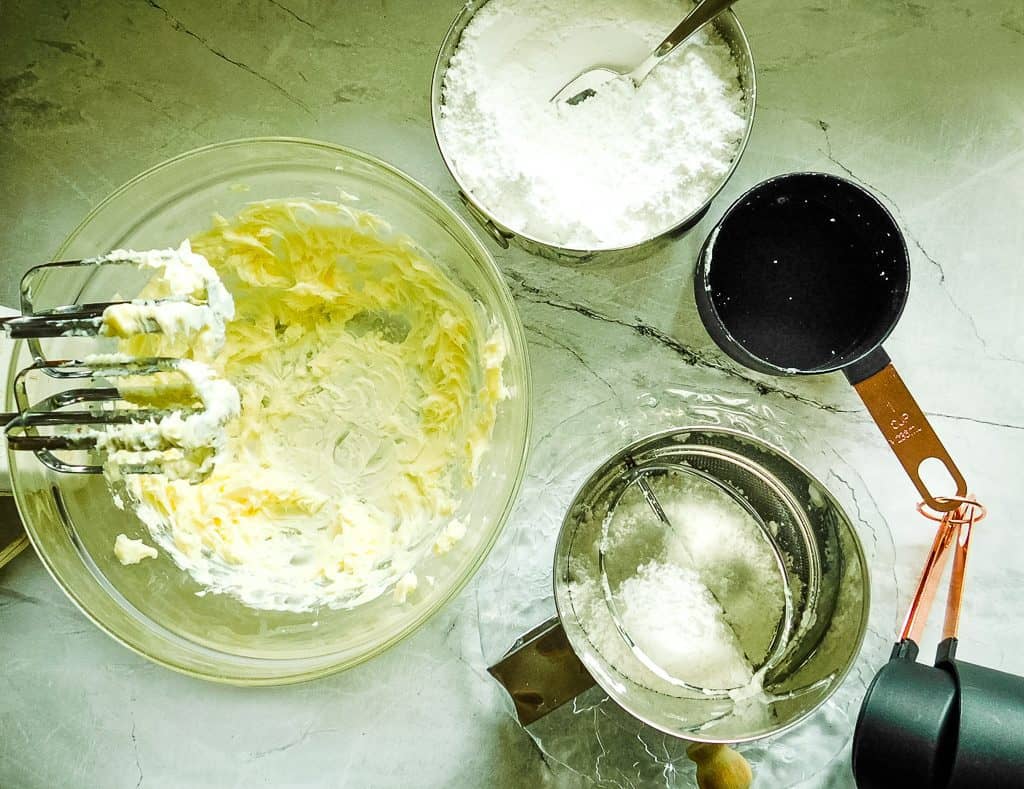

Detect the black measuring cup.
xmin=695 ymin=172 xmax=966 ymax=512
xmin=854 ymin=639 xmax=1024 ymax=787
xmin=852 ymin=502 xmax=1024 ymax=788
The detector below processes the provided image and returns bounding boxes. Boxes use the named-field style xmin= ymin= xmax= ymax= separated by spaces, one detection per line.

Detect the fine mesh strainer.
xmin=593 ymin=460 xmax=795 ymax=696
xmin=489 ymin=428 xmax=869 ymax=744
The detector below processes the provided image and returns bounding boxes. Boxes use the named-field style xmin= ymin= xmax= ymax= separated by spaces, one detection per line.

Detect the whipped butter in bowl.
xmin=118 ymin=198 xmax=509 ymax=613
xmin=14 ymin=139 xmax=531 ymax=682
xmin=432 ymin=0 xmax=756 ymax=260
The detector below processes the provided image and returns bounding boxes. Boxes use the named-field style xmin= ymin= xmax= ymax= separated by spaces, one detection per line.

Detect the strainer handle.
xmin=487 ymin=617 xmax=596 ymax=725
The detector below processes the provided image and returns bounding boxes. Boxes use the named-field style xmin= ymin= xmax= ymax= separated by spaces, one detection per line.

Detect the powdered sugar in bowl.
xmin=431 ymin=0 xmax=756 ymax=262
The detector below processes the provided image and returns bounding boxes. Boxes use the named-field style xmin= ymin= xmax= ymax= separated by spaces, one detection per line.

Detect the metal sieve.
xmin=489 ymin=428 xmax=870 ymax=745
xmin=593 ymin=460 xmax=796 ymax=696
xmin=429 ymin=1 xmax=757 ymax=264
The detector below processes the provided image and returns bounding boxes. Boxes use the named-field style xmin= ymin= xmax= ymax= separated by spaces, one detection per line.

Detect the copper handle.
xmin=937 ymin=511 xmax=970 ymax=646
xmin=899 ymin=515 xmax=958 ymax=645
xmin=853 ymin=363 xmax=966 ymax=513
xmin=900 ymin=498 xmax=983 ymax=647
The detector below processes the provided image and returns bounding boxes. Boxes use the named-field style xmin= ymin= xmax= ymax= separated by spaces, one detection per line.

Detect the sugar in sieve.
xmin=488 ymin=428 xmax=869 ymax=754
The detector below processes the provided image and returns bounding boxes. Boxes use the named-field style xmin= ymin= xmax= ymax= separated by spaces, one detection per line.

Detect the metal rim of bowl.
xmin=429 ymin=0 xmax=758 ymax=262
xmin=550 ymin=426 xmax=871 ymax=744
xmin=11 ymin=136 xmax=535 ymax=685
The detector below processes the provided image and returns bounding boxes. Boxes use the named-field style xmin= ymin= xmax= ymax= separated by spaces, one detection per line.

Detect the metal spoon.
xmin=551 ymin=0 xmax=740 ymax=106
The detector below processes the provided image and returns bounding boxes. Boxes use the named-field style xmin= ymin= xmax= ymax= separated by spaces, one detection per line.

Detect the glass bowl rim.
xmin=12 ymin=135 xmax=534 ymax=684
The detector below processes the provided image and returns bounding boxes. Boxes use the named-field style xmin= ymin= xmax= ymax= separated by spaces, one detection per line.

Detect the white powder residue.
xmin=438 ymin=0 xmax=747 ymax=249
xmin=656 ymin=473 xmax=787 ymax=663
xmin=616 ymin=560 xmax=754 ymax=689
xmin=572 ymin=470 xmax=786 ymax=719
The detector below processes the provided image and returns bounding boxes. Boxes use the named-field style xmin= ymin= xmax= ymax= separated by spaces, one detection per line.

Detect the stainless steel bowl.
xmin=430 ymin=0 xmax=757 ymax=263
xmin=553 ymin=428 xmax=870 ymax=743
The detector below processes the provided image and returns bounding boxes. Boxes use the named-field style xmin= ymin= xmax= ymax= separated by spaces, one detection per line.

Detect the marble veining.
xmin=1 ymin=0 xmax=1022 ymax=786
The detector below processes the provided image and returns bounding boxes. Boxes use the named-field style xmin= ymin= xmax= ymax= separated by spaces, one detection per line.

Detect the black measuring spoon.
xmin=695 ymin=172 xmax=966 ymax=512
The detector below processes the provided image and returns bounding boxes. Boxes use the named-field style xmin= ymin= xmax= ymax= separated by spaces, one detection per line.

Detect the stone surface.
xmin=1 ymin=0 xmax=1023 ymax=787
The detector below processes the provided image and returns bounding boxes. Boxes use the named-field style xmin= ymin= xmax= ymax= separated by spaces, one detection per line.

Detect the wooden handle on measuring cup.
xmin=846 ymin=350 xmax=966 ymax=513
xmin=686 ymin=743 xmax=753 ymax=789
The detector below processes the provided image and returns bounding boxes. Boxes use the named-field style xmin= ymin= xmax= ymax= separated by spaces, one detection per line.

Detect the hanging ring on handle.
xmin=916 ymin=497 xmax=987 ymax=524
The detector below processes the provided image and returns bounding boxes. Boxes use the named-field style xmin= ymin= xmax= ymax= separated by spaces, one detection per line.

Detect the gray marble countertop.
xmin=2 ymin=1 xmax=1023 ymax=786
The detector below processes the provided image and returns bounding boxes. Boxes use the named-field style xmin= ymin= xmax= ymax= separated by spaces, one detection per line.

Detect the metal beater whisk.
xmin=0 ymin=255 xmax=230 ymax=479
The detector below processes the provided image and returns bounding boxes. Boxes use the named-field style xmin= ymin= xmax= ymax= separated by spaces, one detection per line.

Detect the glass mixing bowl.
xmin=8 ymin=137 xmax=532 ymax=684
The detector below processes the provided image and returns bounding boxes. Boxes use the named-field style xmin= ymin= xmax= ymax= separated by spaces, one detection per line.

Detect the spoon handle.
xmin=631 ymin=0 xmax=740 ymax=84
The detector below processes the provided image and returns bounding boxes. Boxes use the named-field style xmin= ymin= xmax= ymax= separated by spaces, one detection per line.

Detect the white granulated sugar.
xmin=439 ymin=0 xmax=747 ymax=249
